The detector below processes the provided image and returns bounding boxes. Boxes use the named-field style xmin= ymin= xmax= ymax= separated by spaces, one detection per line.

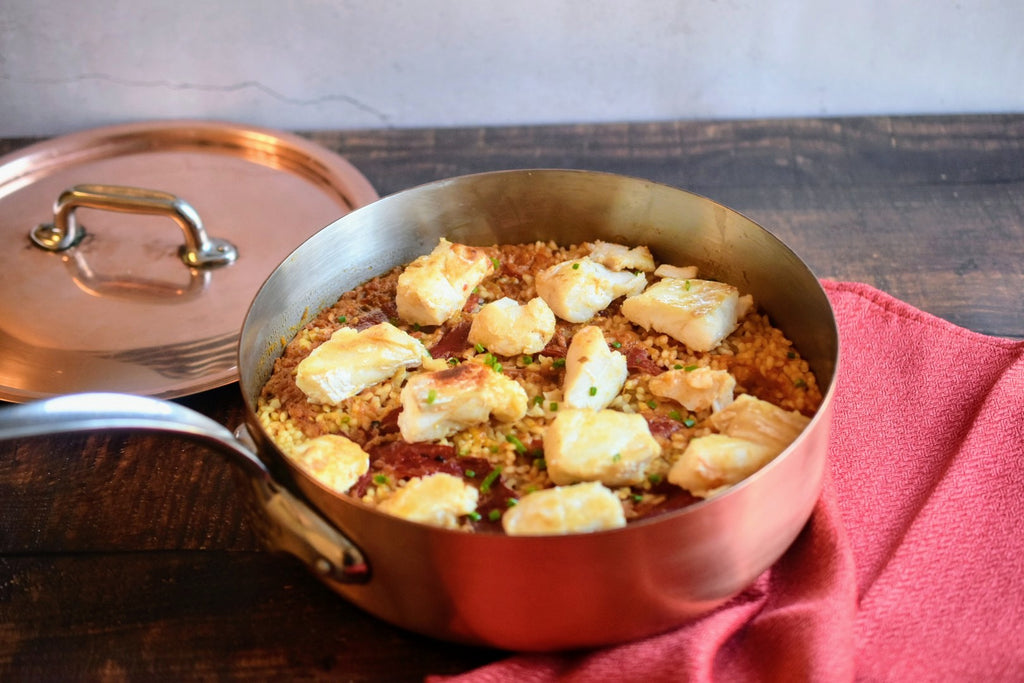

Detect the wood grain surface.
xmin=2 ymin=114 xmax=1022 ymax=681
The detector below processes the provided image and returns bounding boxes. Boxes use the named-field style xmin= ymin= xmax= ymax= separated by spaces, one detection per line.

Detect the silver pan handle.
xmin=0 ymin=392 xmax=368 ymax=584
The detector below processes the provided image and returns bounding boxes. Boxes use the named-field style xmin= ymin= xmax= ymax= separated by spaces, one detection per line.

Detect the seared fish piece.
xmin=398 ymin=361 xmax=529 ymax=442
xmin=502 ymin=481 xmax=626 ymax=535
xmin=396 ymin=238 xmax=494 ymax=326
xmin=653 ymin=263 xmax=698 ymax=280
xmin=295 ymin=322 xmax=432 ymax=404
xmin=709 ymin=393 xmax=811 ymax=453
xmin=468 ymin=296 xmax=556 ymax=356
xmin=544 ymin=408 xmax=661 ymax=487
xmin=535 ymin=257 xmax=647 ymax=323
xmin=669 ymin=394 xmax=812 ymax=498
xmin=377 ymin=473 xmax=479 ymax=529
xmin=648 ymin=366 xmax=736 ymax=413
xmin=586 ymin=240 xmax=656 ymax=272
xmin=668 ymin=434 xmax=779 ymax=498
xmin=289 ymin=434 xmax=369 ymax=495
xmin=621 ymin=278 xmax=740 ymax=352
xmin=562 ymin=325 xmax=627 ymax=410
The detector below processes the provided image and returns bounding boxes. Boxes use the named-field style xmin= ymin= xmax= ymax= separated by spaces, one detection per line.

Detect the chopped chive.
xmin=533 ymin=457 xmax=547 ymax=471
xmin=490 ymin=256 xmax=501 ymax=269
xmin=612 ymin=453 xmax=622 ymax=462
xmin=571 ymin=262 xmax=580 ymax=270
xmin=488 ymin=509 xmax=502 ymax=522
xmin=466 ymin=470 xmax=476 ymax=478
xmin=648 ymin=473 xmax=663 ymax=484
xmin=466 ymin=511 xmax=482 ymax=521
xmin=522 ymin=354 xmax=534 ymax=365
xmin=506 ymin=498 xmax=519 ymax=507
xmin=426 ymin=388 xmax=437 ymax=404
xmin=684 ymin=279 xmax=692 ymax=291
xmin=480 ymin=466 xmax=503 ymax=492
xmin=683 ymin=416 xmax=697 ymax=428
xmin=412 ymin=323 xmax=421 ymax=331
xmin=549 ymin=402 xmax=559 ymax=411
xmin=669 ymin=410 xmax=683 ymax=421
xmin=447 ymin=357 xmax=459 ymax=365
xmin=673 ymin=364 xmax=683 ymax=370
xmin=611 ymin=341 xmax=622 ymax=348
xmin=787 ymin=351 xmax=797 ymax=359
xmin=472 ymin=286 xmax=479 ymax=294
xmin=337 ymin=315 xmax=347 ymax=323
xmin=474 ymin=342 xmax=486 ymax=353
xmin=532 ymin=395 xmax=544 ymax=406
xmin=489 ymin=445 xmax=499 ymax=453
xmin=552 ymin=358 xmax=566 ymax=368
xmin=589 ymin=386 xmax=598 ymax=396
xmin=506 ymin=434 xmax=527 ymax=453
xmin=684 ymin=364 xmax=699 ymax=372
xmin=794 ymin=378 xmax=808 ymax=388
xmin=646 ymin=399 xmax=658 ymax=409
xmin=373 ymin=474 xmax=389 ymax=485
xmin=631 ymin=494 xmax=644 ymax=503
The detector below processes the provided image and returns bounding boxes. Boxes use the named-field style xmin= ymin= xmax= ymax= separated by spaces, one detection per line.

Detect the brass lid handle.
xmin=30 ymin=183 xmax=239 ymax=268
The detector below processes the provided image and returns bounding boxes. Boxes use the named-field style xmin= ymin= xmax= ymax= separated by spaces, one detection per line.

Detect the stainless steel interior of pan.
xmin=236 ymin=169 xmax=839 ymax=650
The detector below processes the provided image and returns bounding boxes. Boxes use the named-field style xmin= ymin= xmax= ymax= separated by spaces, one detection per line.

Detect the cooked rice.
xmin=256 ymin=241 xmax=822 ymax=531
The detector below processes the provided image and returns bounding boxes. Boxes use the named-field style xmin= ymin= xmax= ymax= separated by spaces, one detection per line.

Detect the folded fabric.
xmin=431 ymin=281 xmax=1024 ymax=682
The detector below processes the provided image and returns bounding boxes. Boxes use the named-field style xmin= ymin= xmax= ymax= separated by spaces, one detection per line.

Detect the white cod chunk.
xmin=586 ymin=240 xmax=656 ymax=272
xmin=468 ymin=297 xmax=556 ymax=356
xmin=544 ymin=408 xmax=661 ymax=487
xmin=669 ymin=394 xmax=812 ymax=498
xmin=398 ymin=361 xmax=529 ymax=442
xmin=654 ymin=264 xmax=699 ymax=280
xmin=396 ymin=238 xmax=494 ymax=326
xmin=295 ymin=322 xmax=432 ymax=404
xmin=562 ymin=325 xmax=627 ymax=410
xmin=535 ymin=257 xmax=647 ymax=323
xmin=668 ymin=434 xmax=779 ymax=498
xmin=648 ymin=366 xmax=736 ymax=413
xmin=377 ymin=473 xmax=479 ymax=529
xmin=502 ymin=482 xmax=626 ymax=535
xmin=709 ymin=393 xmax=811 ymax=454
xmin=621 ymin=278 xmax=740 ymax=352
xmin=288 ymin=434 xmax=370 ymax=495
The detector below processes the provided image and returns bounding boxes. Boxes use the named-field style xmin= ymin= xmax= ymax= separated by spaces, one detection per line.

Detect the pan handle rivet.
xmin=314 ymin=557 xmax=333 ymax=575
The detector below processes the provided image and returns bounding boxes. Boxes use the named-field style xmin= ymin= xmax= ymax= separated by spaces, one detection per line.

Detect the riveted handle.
xmin=30 ymin=184 xmax=238 ymax=268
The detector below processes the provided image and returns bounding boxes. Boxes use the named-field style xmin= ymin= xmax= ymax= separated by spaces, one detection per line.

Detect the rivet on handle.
xmin=30 ymin=184 xmax=239 ymax=268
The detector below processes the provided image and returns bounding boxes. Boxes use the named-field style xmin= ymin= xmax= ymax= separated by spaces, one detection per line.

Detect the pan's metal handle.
xmin=0 ymin=392 xmax=368 ymax=584
xmin=30 ymin=184 xmax=238 ymax=268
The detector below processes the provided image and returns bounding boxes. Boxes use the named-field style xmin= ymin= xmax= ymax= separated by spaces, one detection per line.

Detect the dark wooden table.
xmin=2 ymin=114 xmax=1022 ymax=681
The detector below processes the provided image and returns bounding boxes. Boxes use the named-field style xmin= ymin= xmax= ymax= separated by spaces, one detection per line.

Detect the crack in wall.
xmin=0 ymin=72 xmax=392 ymax=125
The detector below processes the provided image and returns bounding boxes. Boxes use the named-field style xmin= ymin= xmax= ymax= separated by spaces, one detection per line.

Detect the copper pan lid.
xmin=0 ymin=120 xmax=378 ymax=402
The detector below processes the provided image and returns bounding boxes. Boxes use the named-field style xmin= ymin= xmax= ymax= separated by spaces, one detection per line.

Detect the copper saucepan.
xmin=0 ymin=170 xmax=839 ymax=651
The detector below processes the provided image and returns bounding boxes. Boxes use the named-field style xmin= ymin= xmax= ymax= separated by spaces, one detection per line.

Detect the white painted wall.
xmin=0 ymin=0 xmax=1020 ymax=137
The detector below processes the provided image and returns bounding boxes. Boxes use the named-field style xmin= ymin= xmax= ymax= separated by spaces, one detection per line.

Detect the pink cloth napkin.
xmin=431 ymin=281 xmax=1024 ymax=682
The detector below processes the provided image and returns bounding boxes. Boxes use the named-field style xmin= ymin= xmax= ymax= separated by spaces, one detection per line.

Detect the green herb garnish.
xmin=480 ymin=466 xmax=503 ymax=492
xmin=506 ymin=435 xmax=527 ymax=453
